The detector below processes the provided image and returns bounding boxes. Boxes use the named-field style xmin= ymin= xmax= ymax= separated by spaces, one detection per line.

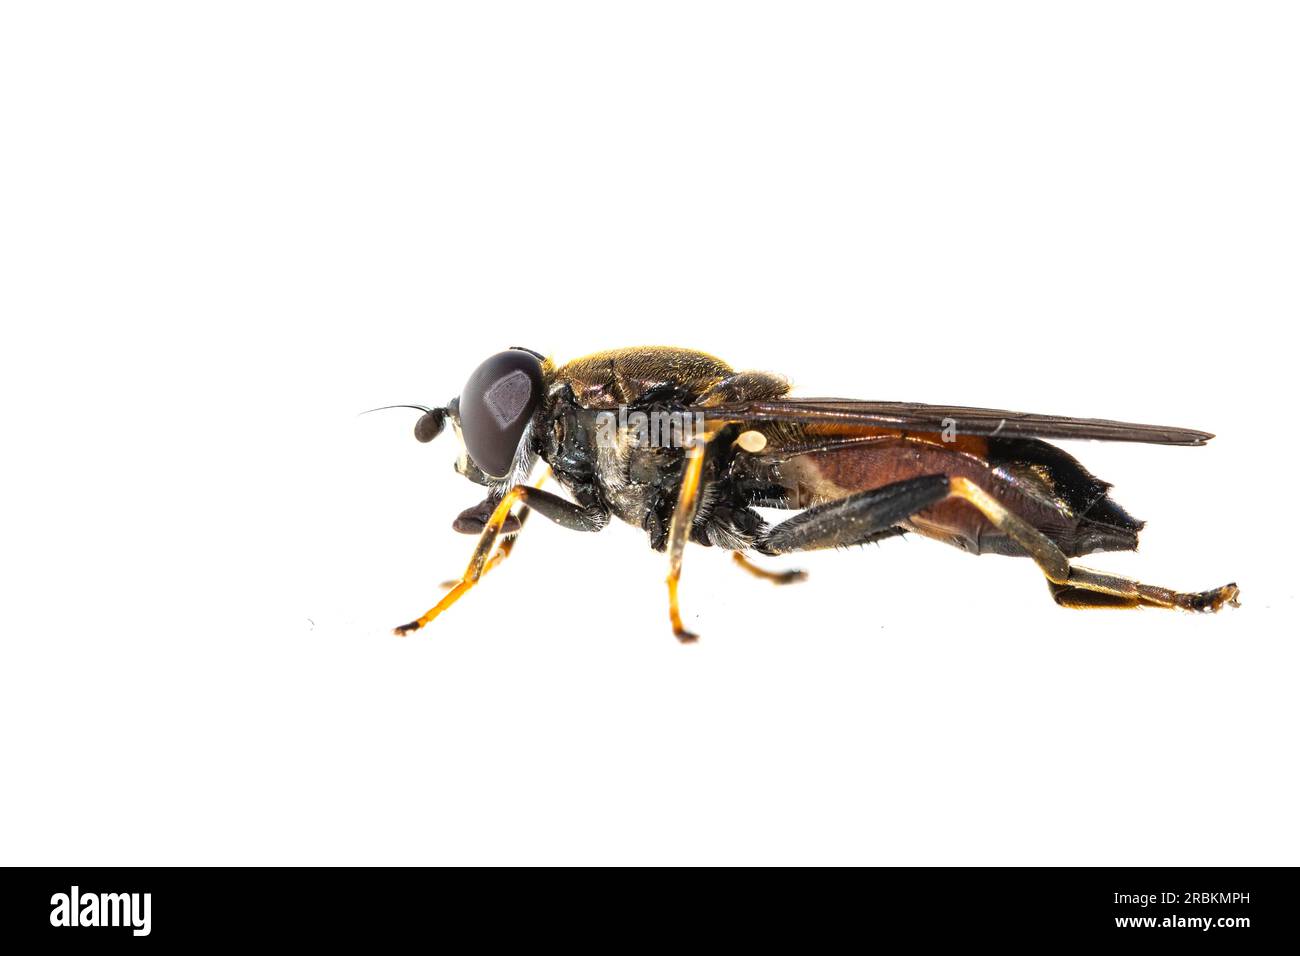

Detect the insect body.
xmin=382 ymin=346 xmax=1238 ymax=642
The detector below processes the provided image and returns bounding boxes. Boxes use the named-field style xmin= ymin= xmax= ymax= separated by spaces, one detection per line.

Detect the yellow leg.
xmin=395 ymin=485 xmax=529 ymax=635
xmin=435 ymin=471 xmax=550 ymax=590
xmin=948 ymin=478 xmax=1070 ymax=583
xmin=435 ymin=512 xmax=530 ymax=589
xmin=665 ymin=429 xmax=719 ymax=642
xmin=732 ymin=552 xmax=808 ymax=585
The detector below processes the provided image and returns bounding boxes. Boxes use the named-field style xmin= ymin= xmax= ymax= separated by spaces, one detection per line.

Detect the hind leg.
xmin=944 ymin=478 xmax=1239 ymax=612
xmin=1047 ymin=574 xmax=1240 ymax=611
xmin=753 ymin=474 xmax=1238 ymax=613
xmin=755 ymin=475 xmax=951 ymax=555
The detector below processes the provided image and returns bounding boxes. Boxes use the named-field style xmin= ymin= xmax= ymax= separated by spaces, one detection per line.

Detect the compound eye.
xmin=458 ymin=350 xmax=544 ymax=478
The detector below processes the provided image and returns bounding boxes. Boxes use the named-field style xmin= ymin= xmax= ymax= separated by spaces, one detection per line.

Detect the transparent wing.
xmin=692 ymin=398 xmax=1213 ymax=446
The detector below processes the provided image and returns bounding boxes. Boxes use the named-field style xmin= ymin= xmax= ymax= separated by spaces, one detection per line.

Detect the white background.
xmin=2 ymin=3 xmax=1296 ymax=865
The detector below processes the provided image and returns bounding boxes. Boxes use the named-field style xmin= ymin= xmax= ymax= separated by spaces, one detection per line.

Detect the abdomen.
xmin=765 ymin=433 xmax=1142 ymax=559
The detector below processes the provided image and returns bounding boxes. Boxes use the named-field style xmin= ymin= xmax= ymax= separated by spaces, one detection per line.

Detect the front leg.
xmin=395 ymin=484 xmax=608 ymax=636
xmin=453 ymin=486 xmax=608 ymax=535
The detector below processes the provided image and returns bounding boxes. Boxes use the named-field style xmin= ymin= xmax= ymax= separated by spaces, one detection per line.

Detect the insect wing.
xmin=691 ymin=398 xmax=1213 ymax=446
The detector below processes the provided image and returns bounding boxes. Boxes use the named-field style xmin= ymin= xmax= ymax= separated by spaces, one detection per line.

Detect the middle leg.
xmin=664 ymin=427 xmax=721 ymax=643
xmin=732 ymin=552 xmax=808 ymax=585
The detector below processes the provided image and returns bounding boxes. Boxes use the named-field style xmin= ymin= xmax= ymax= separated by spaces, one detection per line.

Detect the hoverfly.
xmin=377 ymin=346 xmax=1238 ymax=642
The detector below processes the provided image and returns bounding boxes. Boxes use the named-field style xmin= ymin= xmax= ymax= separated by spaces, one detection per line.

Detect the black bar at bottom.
xmin=0 ymin=866 xmax=1294 ymax=945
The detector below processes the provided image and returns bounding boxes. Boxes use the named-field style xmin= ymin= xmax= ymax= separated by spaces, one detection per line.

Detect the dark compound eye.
xmin=413 ymin=408 xmax=446 ymax=443
xmin=458 ymin=350 xmax=544 ymax=478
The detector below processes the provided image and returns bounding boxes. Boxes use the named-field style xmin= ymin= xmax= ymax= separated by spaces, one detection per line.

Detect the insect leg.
xmin=755 ymin=475 xmax=951 ymax=554
xmin=752 ymin=475 xmax=1238 ymax=612
xmin=664 ymin=428 xmax=721 ymax=643
xmin=439 ymin=470 xmax=556 ymax=588
xmin=437 ymin=506 xmax=533 ymax=589
xmin=1045 ymin=572 xmax=1240 ymax=611
xmin=731 ymin=552 xmax=808 ymax=585
xmin=944 ymin=477 xmax=1071 ymax=582
xmin=395 ymin=484 xmax=607 ymax=635
xmin=394 ymin=486 xmax=527 ymax=635
xmin=469 ymin=482 xmax=606 ymax=581
xmin=945 ymin=477 xmax=1239 ymax=612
